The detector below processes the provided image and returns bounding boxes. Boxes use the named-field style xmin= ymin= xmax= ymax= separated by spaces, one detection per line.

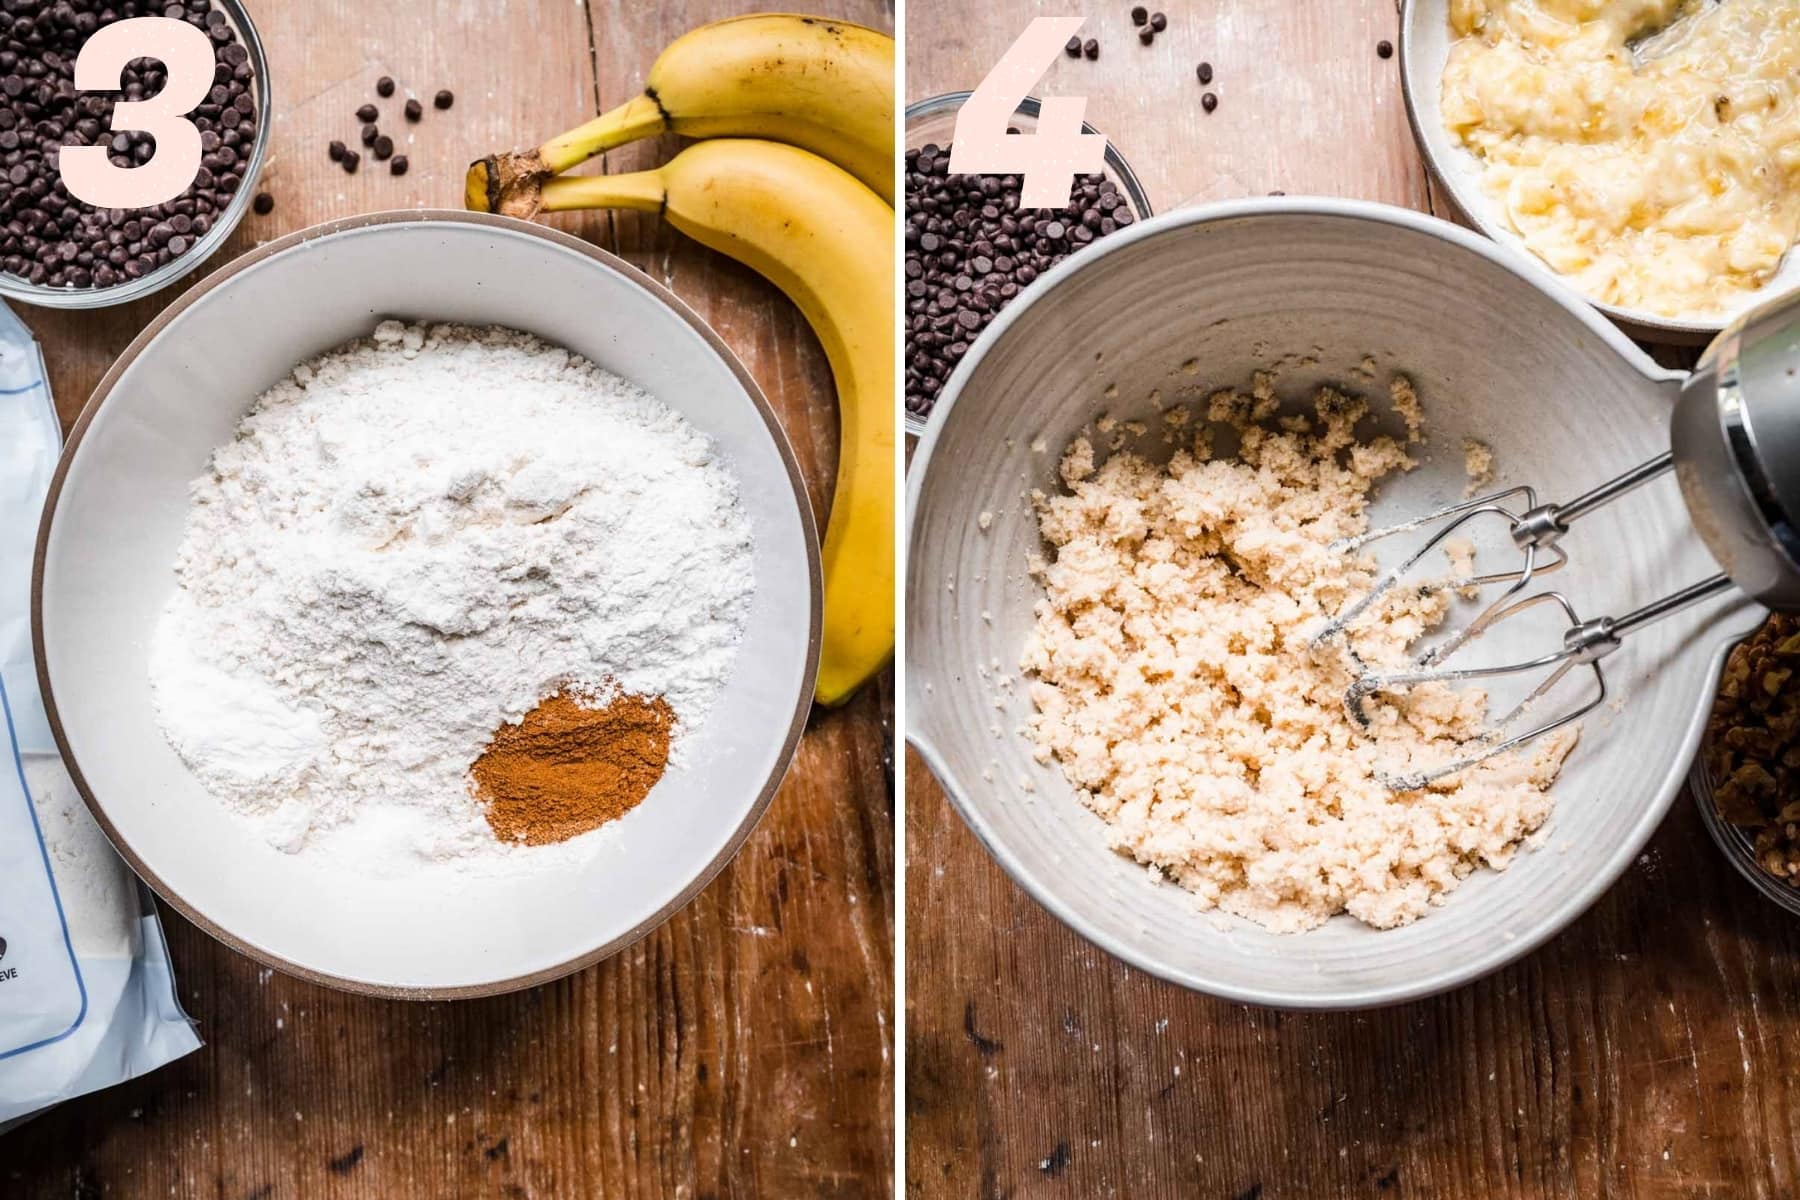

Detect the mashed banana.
xmin=1441 ymin=0 xmax=1800 ymax=317
xmin=1021 ymin=374 xmax=1574 ymax=932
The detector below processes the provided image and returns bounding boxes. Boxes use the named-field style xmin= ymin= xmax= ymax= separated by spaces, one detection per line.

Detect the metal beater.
xmin=1317 ymin=292 xmax=1800 ymax=791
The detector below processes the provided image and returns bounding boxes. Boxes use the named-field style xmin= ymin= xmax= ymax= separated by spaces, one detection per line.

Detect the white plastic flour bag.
xmin=0 ymin=302 xmax=199 ymax=1131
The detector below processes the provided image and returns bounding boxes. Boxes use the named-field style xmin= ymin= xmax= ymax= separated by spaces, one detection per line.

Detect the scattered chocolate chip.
xmin=1202 ymin=91 xmax=1218 ymax=113
xmin=0 ymin=0 xmax=261 ymax=292
xmin=1377 ymin=39 xmax=1394 ymax=59
xmin=376 ymin=76 xmax=395 ymax=97
xmin=1083 ymin=38 xmax=1099 ymax=60
xmin=1066 ymin=36 xmax=1081 ymax=58
xmin=903 ymin=144 xmax=1132 ymax=419
xmin=1150 ymin=12 xmax=1167 ymax=31
xmin=434 ymin=89 xmax=454 ymax=110
xmin=341 ymin=149 xmax=360 ymax=173
xmin=1138 ymin=27 xmax=1154 ymax=45
xmin=372 ymin=134 xmax=393 ymax=160
xmin=405 ymin=97 xmax=423 ymax=122
xmin=328 ymin=139 xmax=347 ymax=161
xmin=1197 ymin=61 xmax=1214 ymax=84
xmin=360 ymin=122 xmax=378 ymax=146
xmin=390 ymin=155 xmax=409 ymax=176
xmin=1130 ymin=5 xmax=1147 ymax=24
xmin=356 ymin=103 xmax=378 ymax=123
xmin=252 ymin=191 xmax=273 ymax=215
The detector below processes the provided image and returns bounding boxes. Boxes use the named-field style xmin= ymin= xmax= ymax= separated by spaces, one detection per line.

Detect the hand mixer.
xmin=1316 ymin=291 xmax=1800 ymax=791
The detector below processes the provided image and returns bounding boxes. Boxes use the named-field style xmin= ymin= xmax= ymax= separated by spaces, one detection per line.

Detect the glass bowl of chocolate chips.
xmin=1691 ymin=612 xmax=1800 ymax=915
xmin=0 ymin=0 xmax=270 ymax=309
xmin=904 ymin=91 xmax=1152 ymax=436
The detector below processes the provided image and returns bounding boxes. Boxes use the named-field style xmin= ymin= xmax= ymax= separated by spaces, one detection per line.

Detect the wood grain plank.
xmin=4 ymin=2 xmax=893 ymax=1197
xmin=905 ymin=0 xmax=1423 ymax=214
xmin=904 ymin=2 xmax=1800 ymax=1197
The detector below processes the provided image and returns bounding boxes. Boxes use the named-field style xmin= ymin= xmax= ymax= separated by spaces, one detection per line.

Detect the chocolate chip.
xmin=252 ymin=191 xmax=273 ymax=215
xmin=390 ymin=155 xmax=408 ymax=176
xmin=356 ymin=103 xmax=378 ymax=123
xmin=360 ymin=122 xmax=378 ymax=146
xmin=372 ymin=134 xmax=393 ymax=160
xmin=434 ymin=89 xmax=454 ymax=110
xmin=404 ymin=97 xmax=423 ymax=122
xmin=1150 ymin=12 xmax=1167 ymax=31
xmin=1197 ymin=61 xmax=1214 ymax=84
xmin=1066 ymin=36 xmax=1081 ymax=57
xmin=1377 ymin=39 xmax=1394 ymax=59
xmin=328 ymin=139 xmax=346 ymax=161
xmin=1138 ymin=27 xmax=1154 ymax=45
xmin=1202 ymin=91 xmax=1218 ymax=113
xmin=341 ymin=149 xmax=360 ymax=173
xmin=1130 ymin=6 xmax=1147 ymax=24
xmin=1083 ymin=38 xmax=1099 ymax=60
xmin=376 ymin=76 xmax=395 ymax=97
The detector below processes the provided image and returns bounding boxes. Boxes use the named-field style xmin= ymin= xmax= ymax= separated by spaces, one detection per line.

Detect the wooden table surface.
xmin=905 ymin=3 xmax=1800 ymax=1198
xmin=5 ymin=2 xmax=894 ymax=1197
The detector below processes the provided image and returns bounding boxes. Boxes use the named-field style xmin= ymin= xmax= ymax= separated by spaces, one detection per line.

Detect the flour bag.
xmin=0 ymin=302 xmax=199 ymax=1130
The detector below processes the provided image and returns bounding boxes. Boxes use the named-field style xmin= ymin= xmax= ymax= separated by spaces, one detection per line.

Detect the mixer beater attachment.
xmin=1315 ymin=451 xmax=1734 ymax=791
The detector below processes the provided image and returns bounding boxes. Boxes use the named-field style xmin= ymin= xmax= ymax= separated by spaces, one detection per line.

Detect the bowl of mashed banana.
xmin=1401 ymin=0 xmax=1800 ymax=340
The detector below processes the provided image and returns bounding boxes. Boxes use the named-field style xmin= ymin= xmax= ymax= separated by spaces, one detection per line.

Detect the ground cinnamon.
xmin=473 ymin=689 xmax=675 ymax=845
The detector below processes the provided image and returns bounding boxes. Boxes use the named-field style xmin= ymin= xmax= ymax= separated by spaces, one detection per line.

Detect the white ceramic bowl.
xmin=1399 ymin=0 xmax=1800 ymax=343
xmin=906 ymin=198 xmax=1766 ymax=1009
xmin=33 ymin=212 xmax=820 ymax=998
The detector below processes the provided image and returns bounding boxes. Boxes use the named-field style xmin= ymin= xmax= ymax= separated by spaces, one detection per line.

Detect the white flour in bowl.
xmin=148 ymin=321 xmax=755 ymax=870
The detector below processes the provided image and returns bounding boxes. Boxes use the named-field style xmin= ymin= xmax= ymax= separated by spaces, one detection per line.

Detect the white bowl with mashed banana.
xmin=1400 ymin=0 xmax=1800 ymax=340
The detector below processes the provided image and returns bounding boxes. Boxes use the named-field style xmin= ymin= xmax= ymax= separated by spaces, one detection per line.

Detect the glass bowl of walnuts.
xmin=1691 ymin=613 xmax=1800 ymax=914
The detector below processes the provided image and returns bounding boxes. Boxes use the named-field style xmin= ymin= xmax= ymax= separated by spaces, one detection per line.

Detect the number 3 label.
xmin=59 ymin=17 xmax=213 ymax=209
xmin=949 ymin=17 xmax=1107 ymax=209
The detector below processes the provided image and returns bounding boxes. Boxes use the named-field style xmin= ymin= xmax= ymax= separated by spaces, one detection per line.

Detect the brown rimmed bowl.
xmin=33 ymin=211 xmax=821 ymax=997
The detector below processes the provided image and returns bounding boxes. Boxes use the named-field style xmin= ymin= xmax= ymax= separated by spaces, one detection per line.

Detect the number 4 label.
xmin=949 ymin=17 xmax=1107 ymax=210
xmin=59 ymin=17 xmax=213 ymax=210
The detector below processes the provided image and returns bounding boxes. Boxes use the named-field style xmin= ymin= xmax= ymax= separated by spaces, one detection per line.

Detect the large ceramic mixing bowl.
xmin=906 ymin=198 xmax=1766 ymax=1009
xmin=34 ymin=212 xmax=820 ymax=998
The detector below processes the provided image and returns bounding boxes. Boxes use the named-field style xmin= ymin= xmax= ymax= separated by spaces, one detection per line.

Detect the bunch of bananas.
xmin=467 ymin=14 xmax=894 ymax=708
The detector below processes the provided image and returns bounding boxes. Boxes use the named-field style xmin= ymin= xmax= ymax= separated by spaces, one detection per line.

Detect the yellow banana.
xmin=531 ymin=140 xmax=894 ymax=706
xmin=468 ymin=14 xmax=894 ymax=215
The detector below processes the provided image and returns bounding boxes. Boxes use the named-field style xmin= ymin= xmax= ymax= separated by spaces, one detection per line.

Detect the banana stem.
xmin=539 ymin=171 xmax=669 ymax=214
xmin=465 ymin=93 xmax=670 ymax=219
xmin=539 ymin=93 xmax=668 ymax=174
